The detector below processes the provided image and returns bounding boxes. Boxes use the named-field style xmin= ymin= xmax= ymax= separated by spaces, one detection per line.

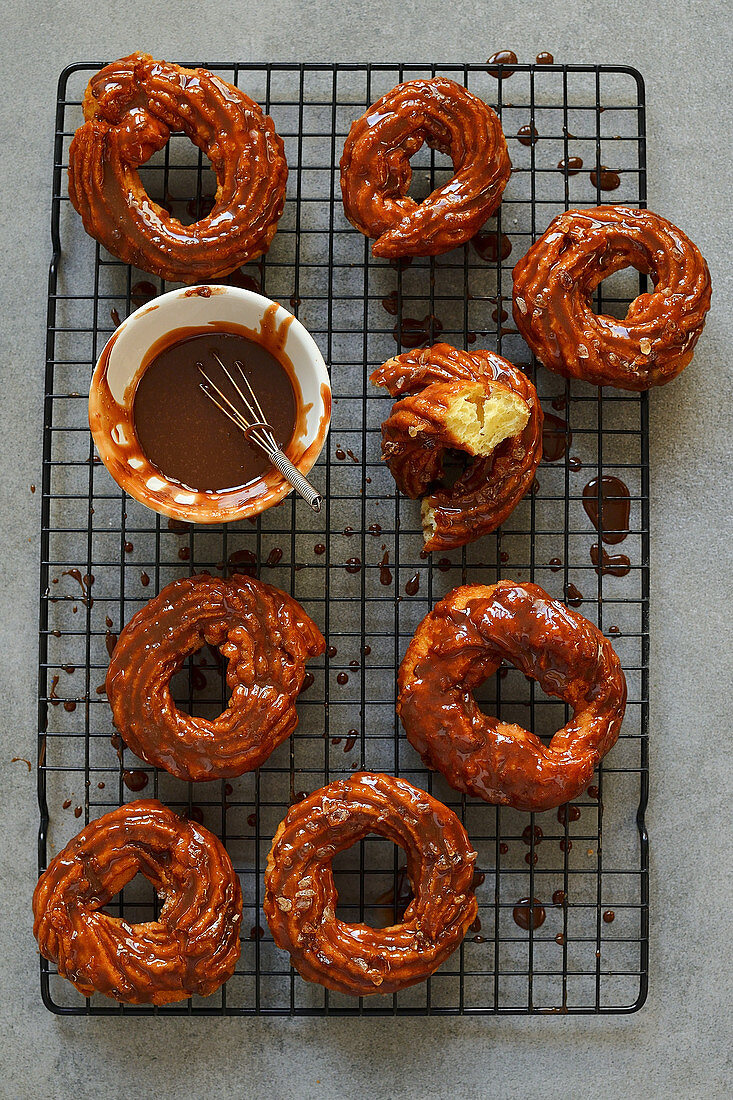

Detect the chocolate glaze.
xmin=398 ymin=581 xmax=626 ymax=812
xmin=131 ymin=281 xmax=158 ymax=307
xmin=566 ymin=583 xmax=583 ymax=606
xmin=542 ymin=413 xmax=572 ymax=462
xmin=379 ymin=551 xmax=393 ymax=586
xmin=62 ymin=569 xmax=94 ymax=608
xmin=340 ymin=78 xmax=511 ymax=260
xmin=591 ymin=543 xmax=631 ymax=577
xmin=68 ymin=55 xmax=287 ymax=283
xmin=512 ymin=205 xmax=712 ymax=390
xmin=263 ymin=773 xmax=478 ymax=996
xmin=394 ymin=316 xmax=444 ymax=349
xmin=122 ymin=769 xmax=149 ymax=792
xmin=133 ymin=330 xmax=296 ymax=492
xmin=472 ymin=231 xmax=512 ymax=263
xmin=487 ymin=51 xmax=518 ymax=77
xmin=405 ymin=572 xmax=420 ymax=596
xmin=536 ymin=52 xmax=554 ymax=64
xmin=512 ymin=897 xmax=546 ymax=930
xmin=33 ymin=800 xmax=242 ymax=1004
xmin=517 ymin=124 xmax=538 ymax=147
xmin=371 ymin=344 xmax=543 ymax=554
xmin=590 ymin=166 xmax=621 ymax=191
xmin=345 ymin=557 xmax=362 ymax=574
xmin=228 ymin=548 xmax=258 ymax=577
xmin=603 ymin=909 xmax=615 ymax=923
xmin=382 ymin=291 xmax=399 ymax=316
xmin=582 ymin=476 xmax=630 ymax=544
xmin=106 ymin=574 xmax=324 ymax=782
xmin=557 ymin=804 xmax=581 ymax=824
xmin=522 ymin=824 xmax=543 ymax=845
xmin=557 ymin=156 xmax=583 ymax=175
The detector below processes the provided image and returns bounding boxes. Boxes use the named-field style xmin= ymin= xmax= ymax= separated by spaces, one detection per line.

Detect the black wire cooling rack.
xmin=39 ymin=61 xmax=649 ymax=1015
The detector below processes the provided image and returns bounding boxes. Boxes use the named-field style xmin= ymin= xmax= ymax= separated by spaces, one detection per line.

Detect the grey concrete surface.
xmin=1 ymin=2 xmax=731 ymax=1097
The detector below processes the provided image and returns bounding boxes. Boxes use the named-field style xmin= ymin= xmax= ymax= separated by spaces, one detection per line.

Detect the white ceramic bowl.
xmin=89 ymin=285 xmax=331 ymax=524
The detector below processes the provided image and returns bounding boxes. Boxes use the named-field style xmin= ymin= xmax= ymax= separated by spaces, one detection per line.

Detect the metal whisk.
xmin=198 ymin=351 xmax=323 ymax=513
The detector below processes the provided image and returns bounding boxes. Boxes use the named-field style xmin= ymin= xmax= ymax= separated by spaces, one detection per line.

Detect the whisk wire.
xmin=207 ymin=352 xmax=278 ymax=450
xmin=197 ymin=350 xmax=324 ymax=513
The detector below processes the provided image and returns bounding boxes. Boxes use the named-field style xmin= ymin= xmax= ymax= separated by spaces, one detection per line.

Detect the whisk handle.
xmin=270 ymin=448 xmax=323 ymax=513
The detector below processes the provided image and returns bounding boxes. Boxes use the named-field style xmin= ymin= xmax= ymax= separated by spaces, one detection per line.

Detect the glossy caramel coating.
xmin=398 ymin=583 xmax=627 ymax=811
xmin=512 ymin=205 xmax=712 ymax=389
xmin=264 ymin=772 xmax=478 ymax=996
xmin=68 ymin=54 xmax=287 ymax=282
xmin=371 ymin=344 xmax=542 ymax=552
xmin=107 ymin=574 xmax=325 ymax=782
xmin=340 ymin=78 xmax=511 ymax=258
xmin=33 ymin=800 xmax=242 ymax=1005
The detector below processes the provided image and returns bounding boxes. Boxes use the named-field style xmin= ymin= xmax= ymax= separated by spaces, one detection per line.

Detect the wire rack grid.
xmin=39 ymin=61 xmax=649 ymax=1016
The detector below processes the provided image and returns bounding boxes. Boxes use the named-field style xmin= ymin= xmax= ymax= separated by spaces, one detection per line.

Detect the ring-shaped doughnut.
xmin=397 ymin=582 xmax=627 ymax=811
xmin=512 ymin=205 xmax=712 ymax=390
xmin=263 ymin=772 xmax=478 ymax=996
xmin=340 ymin=78 xmax=511 ymax=258
xmin=371 ymin=343 xmax=543 ymax=551
xmin=106 ymin=574 xmax=325 ymax=782
xmin=33 ymin=800 xmax=242 ymax=1005
xmin=68 ymin=53 xmax=288 ymax=282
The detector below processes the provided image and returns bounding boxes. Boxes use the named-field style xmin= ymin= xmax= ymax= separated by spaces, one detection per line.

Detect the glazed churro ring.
xmin=68 ymin=53 xmax=288 ymax=282
xmin=106 ymin=574 xmax=325 ymax=782
xmin=398 ymin=582 xmax=627 ymax=811
xmin=263 ymin=772 xmax=478 ymax=996
xmin=33 ymin=800 xmax=242 ymax=1005
xmin=340 ymin=78 xmax=511 ymax=258
xmin=512 ymin=205 xmax=712 ymax=390
xmin=371 ymin=344 xmax=542 ymax=552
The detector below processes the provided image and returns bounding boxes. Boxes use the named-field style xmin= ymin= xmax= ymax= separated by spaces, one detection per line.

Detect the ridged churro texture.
xmin=68 ymin=54 xmax=288 ymax=282
xmin=371 ymin=344 xmax=542 ymax=552
xmin=398 ymin=582 xmax=627 ymax=812
xmin=340 ymin=78 xmax=510 ymax=258
xmin=512 ymin=205 xmax=712 ymax=390
xmin=33 ymin=800 xmax=242 ymax=1004
xmin=264 ymin=773 xmax=478 ymax=996
xmin=106 ymin=574 xmax=325 ymax=782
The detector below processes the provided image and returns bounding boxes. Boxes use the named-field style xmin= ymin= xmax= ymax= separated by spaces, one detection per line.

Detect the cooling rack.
xmin=39 ymin=61 xmax=649 ymax=1015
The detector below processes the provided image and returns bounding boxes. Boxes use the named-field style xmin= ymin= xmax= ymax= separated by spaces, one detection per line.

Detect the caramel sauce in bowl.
xmin=89 ymin=285 xmax=331 ymax=523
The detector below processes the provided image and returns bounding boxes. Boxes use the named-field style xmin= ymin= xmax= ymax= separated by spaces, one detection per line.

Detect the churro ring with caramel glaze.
xmin=106 ymin=574 xmax=325 ymax=783
xmin=263 ymin=772 xmax=478 ymax=996
xmin=340 ymin=78 xmax=511 ymax=258
xmin=371 ymin=344 xmax=543 ymax=552
xmin=68 ymin=53 xmax=288 ymax=283
xmin=33 ymin=800 xmax=242 ymax=1005
xmin=398 ymin=583 xmax=627 ymax=812
xmin=512 ymin=205 xmax=712 ymax=390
